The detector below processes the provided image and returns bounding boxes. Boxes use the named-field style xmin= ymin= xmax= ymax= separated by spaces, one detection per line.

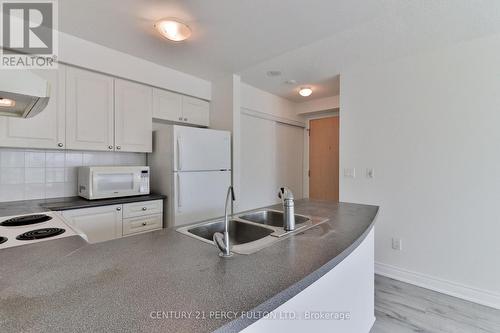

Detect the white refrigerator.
xmin=148 ymin=125 xmax=231 ymax=227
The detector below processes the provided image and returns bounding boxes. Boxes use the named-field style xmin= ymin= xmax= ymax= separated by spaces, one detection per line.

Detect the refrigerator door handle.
xmin=177 ymin=173 xmax=182 ymax=211
xmin=177 ymin=136 xmax=183 ymax=171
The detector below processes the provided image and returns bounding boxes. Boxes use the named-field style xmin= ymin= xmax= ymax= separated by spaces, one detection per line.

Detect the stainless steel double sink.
xmin=177 ymin=209 xmax=328 ymax=255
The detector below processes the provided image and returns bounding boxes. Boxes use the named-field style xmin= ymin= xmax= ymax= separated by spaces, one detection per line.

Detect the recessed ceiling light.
xmin=266 ymin=70 xmax=282 ymax=77
xmin=155 ymin=19 xmax=191 ymax=42
xmin=299 ymin=87 xmax=312 ymax=97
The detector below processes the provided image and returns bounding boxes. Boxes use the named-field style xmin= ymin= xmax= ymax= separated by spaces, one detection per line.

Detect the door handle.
xmin=177 ymin=173 xmax=182 ymax=211
xmin=177 ymin=136 xmax=182 ymax=171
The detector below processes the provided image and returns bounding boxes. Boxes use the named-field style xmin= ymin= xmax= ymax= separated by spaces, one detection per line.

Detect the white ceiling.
xmin=59 ymin=0 xmax=500 ymax=102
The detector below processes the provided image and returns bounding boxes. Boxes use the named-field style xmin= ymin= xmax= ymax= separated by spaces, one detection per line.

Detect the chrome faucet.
xmin=214 ymin=186 xmax=235 ymax=257
xmin=278 ymin=187 xmax=295 ymax=231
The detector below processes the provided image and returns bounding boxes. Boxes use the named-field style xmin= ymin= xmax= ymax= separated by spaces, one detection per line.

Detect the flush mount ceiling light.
xmin=155 ymin=19 xmax=191 ymax=42
xmin=299 ymin=87 xmax=312 ymax=97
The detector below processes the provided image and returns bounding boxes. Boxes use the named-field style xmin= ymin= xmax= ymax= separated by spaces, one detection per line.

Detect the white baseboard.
xmin=375 ymin=262 xmax=500 ymax=310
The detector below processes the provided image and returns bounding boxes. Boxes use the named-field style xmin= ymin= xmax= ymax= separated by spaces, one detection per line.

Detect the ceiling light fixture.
xmin=155 ymin=19 xmax=191 ymax=42
xmin=299 ymin=87 xmax=312 ymax=97
xmin=0 ymin=98 xmax=15 ymax=107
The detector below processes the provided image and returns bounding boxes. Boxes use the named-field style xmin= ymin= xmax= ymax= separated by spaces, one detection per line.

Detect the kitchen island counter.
xmin=0 ymin=199 xmax=378 ymax=333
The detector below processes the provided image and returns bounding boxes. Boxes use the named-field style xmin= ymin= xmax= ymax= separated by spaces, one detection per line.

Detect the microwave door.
xmin=92 ymin=171 xmax=139 ymax=198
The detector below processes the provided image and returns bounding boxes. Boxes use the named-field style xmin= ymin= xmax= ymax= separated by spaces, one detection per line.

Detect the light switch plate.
xmin=344 ymin=168 xmax=356 ymax=178
xmin=392 ymin=238 xmax=402 ymax=251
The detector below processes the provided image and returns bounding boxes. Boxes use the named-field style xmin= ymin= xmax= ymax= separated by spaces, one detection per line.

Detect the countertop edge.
xmin=0 ymin=194 xmax=167 ymax=217
xmin=216 ymin=211 xmax=378 ymax=333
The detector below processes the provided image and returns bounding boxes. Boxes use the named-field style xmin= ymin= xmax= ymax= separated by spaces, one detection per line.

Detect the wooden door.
xmin=309 ymin=116 xmax=339 ymax=201
xmin=114 ymin=79 xmax=153 ymax=152
xmin=66 ymin=66 xmax=114 ymax=151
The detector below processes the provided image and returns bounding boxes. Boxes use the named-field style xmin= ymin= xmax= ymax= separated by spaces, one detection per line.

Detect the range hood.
xmin=0 ymin=70 xmax=50 ymax=118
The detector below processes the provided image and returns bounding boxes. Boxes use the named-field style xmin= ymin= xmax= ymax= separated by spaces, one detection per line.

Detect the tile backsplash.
xmin=0 ymin=148 xmax=146 ymax=202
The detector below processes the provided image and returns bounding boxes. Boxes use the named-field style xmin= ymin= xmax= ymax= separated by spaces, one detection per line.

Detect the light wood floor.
xmin=371 ymin=275 xmax=500 ymax=333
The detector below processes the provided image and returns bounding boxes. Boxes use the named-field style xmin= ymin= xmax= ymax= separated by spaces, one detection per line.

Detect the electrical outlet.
xmin=366 ymin=168 xmax=375 ymax=179
xmin=344 ymin=168 xmax=356 ymax=178
xmin=392 ymin=238 xmax=402 ymax=251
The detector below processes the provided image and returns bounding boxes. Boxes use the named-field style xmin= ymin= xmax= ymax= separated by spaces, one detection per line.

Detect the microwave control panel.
xmin=140 ymin=169 xmax=150 ymax=194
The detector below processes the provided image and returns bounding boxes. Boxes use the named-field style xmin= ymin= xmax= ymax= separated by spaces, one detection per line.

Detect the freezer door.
xmin=174 ymin=171 xmax=231 ymax=226
xmin=174 ymin=126 xmax=231 ymax=171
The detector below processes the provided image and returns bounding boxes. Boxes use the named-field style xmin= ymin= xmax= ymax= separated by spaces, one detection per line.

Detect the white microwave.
xmin=78 ymin=166 xmax=150 ymax=200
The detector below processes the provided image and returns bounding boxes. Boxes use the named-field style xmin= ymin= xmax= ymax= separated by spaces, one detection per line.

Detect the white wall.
xmin=340 ymin=33 xmax=500 ymax=307
xmin=241 ymin=83 xmax=305 ymax=124
xmin=295 ymin=95 xmax=339 ymax=115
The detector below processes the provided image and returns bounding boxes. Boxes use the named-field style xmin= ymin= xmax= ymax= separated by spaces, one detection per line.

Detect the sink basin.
xmin=177 ymin=209 xmax=327 ymax=255
xmin=238 ymin=210 xmax=309 ymax=227
xmin=187 ymin=219 xmax=274 ymax=245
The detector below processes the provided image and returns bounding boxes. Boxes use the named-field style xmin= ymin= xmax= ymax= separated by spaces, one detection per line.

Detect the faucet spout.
xmin=215 ymin=186 xmax=235 ymax=257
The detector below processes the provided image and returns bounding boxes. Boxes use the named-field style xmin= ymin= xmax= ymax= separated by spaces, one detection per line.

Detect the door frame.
xmin=303 ymin=110 xmax=340 ymax=198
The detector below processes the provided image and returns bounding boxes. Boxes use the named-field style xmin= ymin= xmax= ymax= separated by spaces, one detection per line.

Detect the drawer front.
xmin=123 ymin=214 xmax=162 ymax=236
xmin=123 ymin=200 xmax=163 ymax=218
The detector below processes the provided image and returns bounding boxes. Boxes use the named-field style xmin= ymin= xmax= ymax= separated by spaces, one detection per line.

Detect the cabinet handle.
xmin=178 ymin=117 xmax=183 ymax=121
xmin=108 ymin=145 xmax=113 ymax=150
xmin=142 ymin=207 xmax=147 ymax=211
xmin=57 ymin=143 xmax=64 ymax=148
xmin=116 ymin=146 xmax=121 ymax=150
xmin=116 ymin=207 xmax=121 ymax=211
xmin=184 ymin=117 xmax=188 ymax=121
xmin=142 ymin=222 xmax=147 ymax=226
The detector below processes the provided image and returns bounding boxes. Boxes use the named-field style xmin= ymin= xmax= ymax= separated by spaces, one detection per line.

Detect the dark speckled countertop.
xmin=0 ymin=200 xmax=378 ymax=333
xmin=0 ymin=194 xmax=166 ymax=217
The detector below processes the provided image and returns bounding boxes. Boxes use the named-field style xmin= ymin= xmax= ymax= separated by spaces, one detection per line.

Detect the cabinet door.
xmin=152 ymin=88 xmax=182 ymax=122
xmin=66 ymin=66 xmax=114 ymax=151
xmin=0 ymin=65 xmax=66 ymax=149
xmin=182 ymin=96 xmax=209 ymax=127
xmin=114 ymin=79 xmax=153 ymax=153
xmin=62 ymin=205 xmax=122 ymax=243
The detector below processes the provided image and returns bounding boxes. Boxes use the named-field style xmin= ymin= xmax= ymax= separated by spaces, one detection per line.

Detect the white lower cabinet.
xmin=61 ymin=200 xmax=163 ymax=244
xmin=123 ymin=214 xmax=162 ymax=236
xmin=61 ymin=205 xmax=122 ymax=244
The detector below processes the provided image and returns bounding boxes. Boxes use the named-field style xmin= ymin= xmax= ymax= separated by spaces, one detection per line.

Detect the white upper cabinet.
xmin=114 ymin=79 xmax=153 ymax=153
xmin=153 ymin=88 xmax=210 ymax=127
xmin=0 ymin=65 xmax=66 ymax=149
xmin=66 ymin=66 xmax=114 ymax=151
xmin=152 ymin=88 xmax=182 ymax=122
xmin=182 ymin=95 xmax=209 ymax=127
